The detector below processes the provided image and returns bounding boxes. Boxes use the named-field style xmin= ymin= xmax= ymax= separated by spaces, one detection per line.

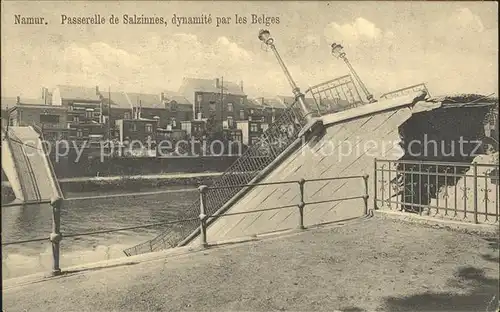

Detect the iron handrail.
xmin=3 ymin=173 xmax=370 ymax=279
xmin=1 ymin=188 xmax=367 ymax=247
xmin=379 ymin=83 xmax=430 ymax=99
xmin=376 ymin=159 xmax=499 ymax=168
xmin=373 ymin=158 xmax=499 ymax=225
xmin=204 ymin=175 xmax=367 ymax=190
xmin=1 ymin=217 xmax=200 ymax=246
xmin=0 ymin=188 xmax=203 ymax=208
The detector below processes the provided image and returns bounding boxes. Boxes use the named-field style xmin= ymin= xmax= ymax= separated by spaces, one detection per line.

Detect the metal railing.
xmin=123 ymin=174 xmax=369 ymax=255
xmin=305 ymin=75 xmax=364 ymax=115
xmin=374 ymin=159 xmax=499 ymax=224
xmin=2 ymin=175 xmax=369 ymax=276
xmin=379 ymin=83 xmax=430 ymax=100
xmin=125 ymin=100 xmax=308 ymax=256
xmin=1 ymin=187 xmax=198 ymax=274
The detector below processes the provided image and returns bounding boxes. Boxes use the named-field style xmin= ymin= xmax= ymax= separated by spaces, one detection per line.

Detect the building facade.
xmin=52 ymin=85 xmax=105 ymax=141
xmin=236 ymin=119 xmax=269 ymax=147
xmin=7 ymin=98 xmax=69 ymax=140
xmin=161 ymin=92 xmax=193 ymax=130
xmin=179 ymin=78 xmax=247 ymax=126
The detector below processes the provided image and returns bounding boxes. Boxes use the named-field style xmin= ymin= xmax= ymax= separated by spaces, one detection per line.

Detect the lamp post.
xmin=331 ymin=43 xmax=376 ymax=103
xmin=258 ymin=29 xmax=323 ymax=137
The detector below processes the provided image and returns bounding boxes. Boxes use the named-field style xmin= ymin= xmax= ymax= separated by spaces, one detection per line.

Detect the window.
xmin=171 ymin=118 xmax=177 ymax=127
xmin=239 ymin=109 xmax=245 ymax=119
xmin=40 ymin=114 xmax=59 ymax=123
xmin=145 ymin=123 xmax=153 ymax=133
xmin=68 ymin=105 xmax=74 ymax=111
xmin=240 ymin=98 xmax=244 ymax=105
xmin=233 ymin=133 xmax=242 ymax=142
xmin=197 ymin=94 xmax=203 ymax=103
xmin=85 ymin=110 xmax=93 ymax=118
xmin=73 ymin=116 xmax=79 ymax=122
xmin=250 ymin=109 xmax=255 ymax=115
xmin=227 ymin=116 xmax=233 ymax=127
xmin=251 ymin=136 xmax=260 ymax=145
xmin=209 ymin=101 xmax=216 ymax=112
xmin=250 ymin=123 xmax=258 ymax=132
xmin=76 ymin=130 xmax=83 ymax=137
xmin=132 ymin=123 xmax=137 ymax=131
xmin=124 ymin=112 xmax=131 ymax=119
xmin=227 ymin=103 xmax=233 ymax=112
xmin=171 ymin=102 xmax=178 ymax=111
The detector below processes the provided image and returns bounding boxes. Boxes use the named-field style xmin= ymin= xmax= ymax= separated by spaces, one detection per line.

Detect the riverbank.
xmin=3 ymin=214 xmax=499 ymax=311
xmin=1 ymin=171 xmax=227 ymax=201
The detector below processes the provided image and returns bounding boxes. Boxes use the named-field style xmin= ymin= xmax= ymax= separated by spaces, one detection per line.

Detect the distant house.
xmin=1 ymin=97 xmax=17 ymax=125
xmin=179 ymin=77 xmax=247 ymax=127
xmin=52 ymin=85 xmax=104 ymax=140
xmin=1 ymin=96 xmax=68 ymax=140
xmin=116 ymin=118 xmax=157 ymax=146
xmin=160 ymin=91 xmax=192 ymax=130
xmin=126 ymin=92 xmax=163 ymax=122
xmin=99 ymin=91 xmax=134 ymax=139
xmin=247 ymin=97 xmax=287 ymax=124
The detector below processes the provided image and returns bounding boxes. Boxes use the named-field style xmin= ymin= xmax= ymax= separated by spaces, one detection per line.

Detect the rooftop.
xmin=1 ymin=97 xmax=47 ymax=110
xmin=179 ymin=78 xmax=246 ymax=96
xmin=56 ymin=85 xmax=101 ymax=102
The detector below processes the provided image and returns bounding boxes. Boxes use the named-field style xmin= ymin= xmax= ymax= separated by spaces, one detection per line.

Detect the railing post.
xmin=297 ymin=179 xmax=306 ymax=230
xmin=473 ymin=162 xmax=478 ymax=224
xmin=373 ymin=158 xmax=378 ymax=210
xmin=198 ymin=185 xmax=209 ymax=248
xmin=49 ymin=197 xmax=63 ymax=276
xmin=363 ymin=174 xmax=369 ymax=215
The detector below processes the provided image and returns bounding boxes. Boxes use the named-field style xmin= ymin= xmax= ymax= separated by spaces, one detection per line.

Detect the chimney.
xmin=215 ymin=78 xmax=220 ymax=89
xmin=95 ymin=86 xmax=99 ymax=96
xmin=240 ymin=81 xmax=244 ymax=92
xmin=16 ymin=96 xmax=20 ymax=104
xmin=161 ymin=92 xmax=165 ymax=102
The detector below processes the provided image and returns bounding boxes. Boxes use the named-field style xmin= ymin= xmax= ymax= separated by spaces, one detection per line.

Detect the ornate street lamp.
xmin=258 ymin=29 xmax=323 ymax=137
xmin=331 ymin=43 xmax=376 ymax=103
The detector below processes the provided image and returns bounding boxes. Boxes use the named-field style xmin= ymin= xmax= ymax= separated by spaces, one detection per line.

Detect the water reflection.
xmin=2 ymin=185 xmax=198 ymax=279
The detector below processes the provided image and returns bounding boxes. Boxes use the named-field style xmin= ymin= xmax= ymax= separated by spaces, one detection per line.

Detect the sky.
xmin=1 ymin=1 xmax=498 ymax=100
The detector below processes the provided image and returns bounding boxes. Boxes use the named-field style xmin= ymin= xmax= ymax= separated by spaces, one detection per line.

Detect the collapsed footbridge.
xmin=125 ymin=31 xmax=497 ymax=256
xmin=1 ymin=125 xmax=62 ymax=203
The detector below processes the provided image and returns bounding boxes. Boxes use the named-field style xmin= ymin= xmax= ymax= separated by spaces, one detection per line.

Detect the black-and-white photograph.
xmin=1 ymin=1 xmax=498 ymax=311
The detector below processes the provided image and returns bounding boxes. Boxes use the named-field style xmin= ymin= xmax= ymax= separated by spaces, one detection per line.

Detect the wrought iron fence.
xmin=124 ymin=100 xmax=308 ymax=256
xmin=379 ymin=83 xmax=430 ymax=100
xmin=374 ymin=159 xmax=499 ymax=224
xmin=305 ymin=74 xmax=364 ymax=115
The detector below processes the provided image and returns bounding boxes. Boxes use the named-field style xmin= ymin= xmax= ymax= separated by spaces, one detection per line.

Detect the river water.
xmin=2 ymin=185 xmax=199 ymax=279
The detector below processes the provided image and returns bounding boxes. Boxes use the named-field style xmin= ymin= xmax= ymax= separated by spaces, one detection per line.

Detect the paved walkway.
xmin=3 ymin=215 xmax=499 ymax=312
